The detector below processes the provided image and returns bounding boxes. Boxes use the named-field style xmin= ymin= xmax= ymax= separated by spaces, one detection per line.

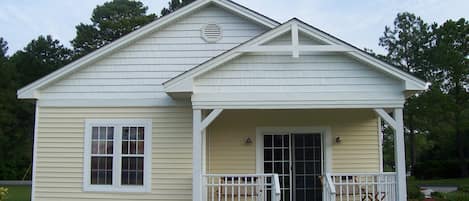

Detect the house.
xmin=17 ymin=0 xmax=426 ymax=201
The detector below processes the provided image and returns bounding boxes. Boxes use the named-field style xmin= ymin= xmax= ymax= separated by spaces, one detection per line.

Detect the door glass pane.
xmin=292 ymin=134 xmax=322 ymax=201
xmin=264 ymin=134 xmax=290 ymax=201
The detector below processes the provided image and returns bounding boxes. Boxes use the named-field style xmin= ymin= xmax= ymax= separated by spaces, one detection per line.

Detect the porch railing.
xmin=323 ymin=173 xmax=337 ymax=201
xmin=203 ymin=174 xmax=281 ymax=201
xmin=323 ymin=173 xmax=397 ymax=201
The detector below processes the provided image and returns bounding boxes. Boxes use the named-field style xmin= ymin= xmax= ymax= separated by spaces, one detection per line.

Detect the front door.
xmin=263 ymin=133 xmax=323 ymax=201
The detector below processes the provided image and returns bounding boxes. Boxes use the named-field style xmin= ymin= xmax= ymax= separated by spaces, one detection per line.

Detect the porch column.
xmin=193 ymin=109 xmax=203 ymax=201
xmin=394 ymin=108 xmax=407 ymax=201
xmin=374 ymin=108 xmax=407 ymax=201
xmin=193 ymin=109 xmax=224 ymax=201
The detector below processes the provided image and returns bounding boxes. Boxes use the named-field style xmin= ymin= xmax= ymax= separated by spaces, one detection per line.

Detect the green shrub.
xmin=0 ymin=187 xmax=8 ymax=201
xmin=432 ymin=191 xmax=469 ymax=201
xmin=446 ymin=191 xmax=469 ymax=201
xmin=432 ymin=192 xmax=446 ymax=201
xmin=460 ymin=185 xmax=469 ymax=193
xmin=414 ymin=160 xmax=469 ymax=179
xmin=407 ymin=182 xmax=424 ymax=200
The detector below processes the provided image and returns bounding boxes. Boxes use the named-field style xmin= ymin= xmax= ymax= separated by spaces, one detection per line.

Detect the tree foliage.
xmin=11 ymin=35 xmax=72 ymax=86
xmin=380 ymin=14 xmax=469 ymax=177
xmin=0 ymin=38 xmax=30 ymax=180
xmin=0 ymin=38 xmax=7 ymax=59
xmin=160 ymin=0 xmax=195 ymax=16
xmin=71 ymin=0 xmax=156 ymax=57
xmin=379 ymin=12 xmax=432 ymax=174
xmin=0 ymin=35 xmax=73 ymax=180
xmin=426 ymin=18 xmax=469 ymax=176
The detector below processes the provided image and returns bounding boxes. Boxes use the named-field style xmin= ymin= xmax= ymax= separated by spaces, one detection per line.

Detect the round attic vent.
xmin=201 ymin=24 xmax=222 ymax=43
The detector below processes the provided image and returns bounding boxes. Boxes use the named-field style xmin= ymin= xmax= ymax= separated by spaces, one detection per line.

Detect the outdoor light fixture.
xmin=244 ymin=137 xmax=253 ymax=144
xmin=335 ymin=136 xmax=342 ymax=144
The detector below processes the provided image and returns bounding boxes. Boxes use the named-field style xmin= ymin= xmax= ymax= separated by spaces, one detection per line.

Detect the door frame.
xmin=255 ymin=126 xmax=333 ymax=175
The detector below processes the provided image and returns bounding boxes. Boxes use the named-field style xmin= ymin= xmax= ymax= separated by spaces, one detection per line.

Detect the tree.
xmin=427 ymin=18 xmax=469 ymax=177
xmin=379 ymin=12 xmax=431 ymax=175
xmin=72 ymin=0 xmax=156 ymax=57
xmin=0 ymin=35 xmax=73 ymax=180
xmin=0 ymin=38 xmax=29 ymax=180
xmin=160 ymin=0 xmax=195 ymax=16
xmin=12 ymin=35 xmax=72 ymax=87
xmin=0 ymin=38 xmax=7 ymax=58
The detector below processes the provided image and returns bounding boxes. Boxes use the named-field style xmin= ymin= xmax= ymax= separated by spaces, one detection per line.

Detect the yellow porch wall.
xmin=35 ymin=107 xmax=193 ymax=201
xmin=207 ymin=109 xmax=380 ymax=174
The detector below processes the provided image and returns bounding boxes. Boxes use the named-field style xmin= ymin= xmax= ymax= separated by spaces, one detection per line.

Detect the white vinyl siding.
xmin=39 ymin=5 xmax=267 ymax=102
xmin=34 ymin=107 xmax=192 ymax=201
xmin=193 ymin=53 xmax=405 ymax=109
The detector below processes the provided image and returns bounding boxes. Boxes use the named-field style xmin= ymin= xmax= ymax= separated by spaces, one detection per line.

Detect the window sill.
xmin=83 ymin=185 xmax=151 ymax=193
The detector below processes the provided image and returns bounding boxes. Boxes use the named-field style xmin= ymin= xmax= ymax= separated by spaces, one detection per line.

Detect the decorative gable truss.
xmin=238 ymin=19 xmax=352 ymax=57
xmin=164 ymin=18 xmax=427 ymax=95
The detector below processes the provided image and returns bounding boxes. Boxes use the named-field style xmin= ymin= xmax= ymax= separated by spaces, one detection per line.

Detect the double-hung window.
xmin=83 ymin=119 xmax=152 ymax=192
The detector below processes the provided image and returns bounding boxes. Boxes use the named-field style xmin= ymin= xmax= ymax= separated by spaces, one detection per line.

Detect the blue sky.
xmin=0 ymin=0 xmax=468 ymax=55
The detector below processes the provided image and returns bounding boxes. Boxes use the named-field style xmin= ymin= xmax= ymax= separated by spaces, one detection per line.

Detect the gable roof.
xmin=17 ymin=0 xmax=280 ymax=99
xmin=163 ymin=18 xmax=427 ymax=93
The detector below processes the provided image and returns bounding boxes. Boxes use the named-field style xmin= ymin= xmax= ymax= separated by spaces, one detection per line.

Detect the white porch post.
xmin=193 ymin=109 xmax=203 ymax=201
xmin=394 ymin=108 xmax=407 ymax=201
xmin=374 ymin=108 xmax=407 ymax=201
xmin=193 ymin=109 xmax=224 ymax=201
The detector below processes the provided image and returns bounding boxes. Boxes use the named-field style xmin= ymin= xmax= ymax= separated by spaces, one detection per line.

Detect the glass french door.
xmin=263 ymin=133 xmax=323 ymax=201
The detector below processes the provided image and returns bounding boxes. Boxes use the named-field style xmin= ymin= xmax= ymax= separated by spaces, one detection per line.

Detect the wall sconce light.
xmin=244 ymin=137 xmax=253 ymax=144
xmin=335 ymin=136 xmax=342 ymax=144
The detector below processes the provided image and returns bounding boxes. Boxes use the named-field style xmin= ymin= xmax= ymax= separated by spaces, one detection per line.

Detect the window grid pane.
xmin=121 ymin=126 xmax=145 ymax=186
xmin=90 ymin=126 xmax=114 ymax=185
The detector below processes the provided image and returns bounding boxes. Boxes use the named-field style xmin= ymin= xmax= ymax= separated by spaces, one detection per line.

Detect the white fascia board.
xmin=238 ymin=45 xmax=352 ymax=53
xmin=17 ymin=0 xmax=279 ymax=100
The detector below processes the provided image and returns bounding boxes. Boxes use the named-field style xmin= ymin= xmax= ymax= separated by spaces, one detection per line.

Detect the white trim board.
xmin=17 ymin=0 xmax=279 ymax=99
xmin=255 ymin=126 xmax=333 ymax=174
xmin=30 ymin=103 xmax=39 ymax=201
xmin=37 ymin=98 xmax=191 ymax=107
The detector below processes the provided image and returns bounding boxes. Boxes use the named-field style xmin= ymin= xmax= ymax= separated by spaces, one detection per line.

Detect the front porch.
xmin=194 ymin=109 xmax=405 ymax=201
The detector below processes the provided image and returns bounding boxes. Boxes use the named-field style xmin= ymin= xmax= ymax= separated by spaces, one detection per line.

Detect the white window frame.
xmin=83 ymin=119 xmax=152 ymax=192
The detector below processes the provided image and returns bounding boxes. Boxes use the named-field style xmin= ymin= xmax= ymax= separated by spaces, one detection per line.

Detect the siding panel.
xmin=193 ymin=54 xmax=405 ymax=108
xmin=35 ymin=107 xmax=192 ymax=201
xmin=40 ymin=5 xmax=267 ymax=101
xmin=207 ymin=109 xmax=380 ymax=174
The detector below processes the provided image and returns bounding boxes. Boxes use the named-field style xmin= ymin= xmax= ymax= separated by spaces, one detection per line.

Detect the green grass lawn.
xmin=3 ymin=186 xmax=31 ymax=201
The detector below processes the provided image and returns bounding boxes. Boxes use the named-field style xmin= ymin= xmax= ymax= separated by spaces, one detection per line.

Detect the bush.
xmin=407 ymin=180 xmax=424 ymax=200
xmin=0 ymin=187 xmax=8 ymax=201
xmin=414 ymin=160 xmax=469 ymax=179
xmin=460 ymin=185 xmax=469 ymax=193
xmin=434 ymin=191 xmax=469 ymax=201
